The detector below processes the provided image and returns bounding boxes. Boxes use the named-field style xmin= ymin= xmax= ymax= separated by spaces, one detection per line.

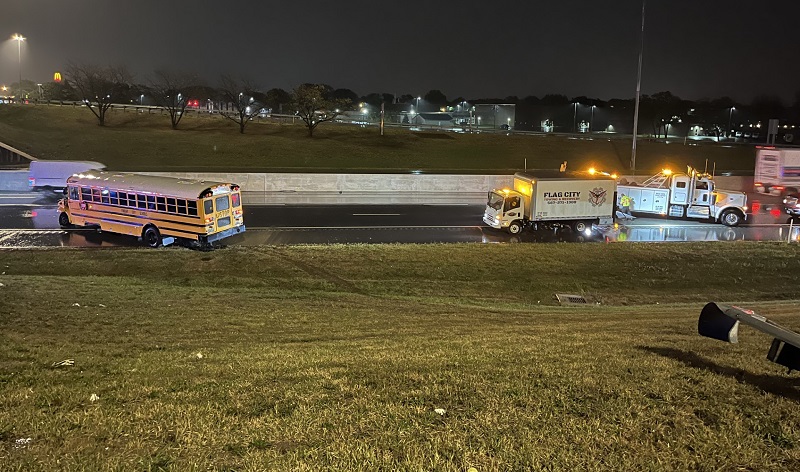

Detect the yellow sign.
xmin=53 ymin=72 xmax=62 ymax=83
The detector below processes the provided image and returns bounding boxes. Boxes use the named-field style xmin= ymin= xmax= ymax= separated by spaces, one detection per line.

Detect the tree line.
xmin=12 ymin=62 xmax=800 ymax=139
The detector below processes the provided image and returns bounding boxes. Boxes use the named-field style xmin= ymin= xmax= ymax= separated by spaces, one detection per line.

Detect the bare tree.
xmin=148 ymin=70 xmax=201 ymax=130
xmin=290 ymin=84 xmax=350 ymax=137
xmin=66 ymin=63 xmax=132 ymax=126
xmin=218 ymin=76 xmax=264 ymax=134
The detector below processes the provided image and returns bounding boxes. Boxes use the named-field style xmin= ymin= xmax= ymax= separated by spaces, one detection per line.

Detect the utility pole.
xmin=631 ymin=0 xmax=646 ymax=174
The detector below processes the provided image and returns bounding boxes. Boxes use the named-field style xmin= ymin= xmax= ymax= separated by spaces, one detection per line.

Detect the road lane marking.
xmin=352 ymin=213 xmax=402 ymax=216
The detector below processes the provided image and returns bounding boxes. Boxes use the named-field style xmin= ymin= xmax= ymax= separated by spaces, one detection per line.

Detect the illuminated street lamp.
xmin=590 ymin=105 xmax=596 ymax=133
xmin=12 ymin=34 xmax=25 ymax=101
xmin=416 ymin=96 xmax=421 ymax=111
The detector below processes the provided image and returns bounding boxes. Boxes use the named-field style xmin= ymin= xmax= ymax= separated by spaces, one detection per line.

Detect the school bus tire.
xmin=143 ymin=225 xmax=161 ymax=248
xmin=58 ymin=212 xmax=71 ymax=228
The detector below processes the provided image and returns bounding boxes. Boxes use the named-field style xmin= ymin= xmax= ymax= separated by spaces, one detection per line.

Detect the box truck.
xmin=483 ymin=172 xmax=615 ymax=234
xmin=754 ymin=146 xmax=800 ymax=196
xmin=28 ymin=160 xmax=105 ymax=193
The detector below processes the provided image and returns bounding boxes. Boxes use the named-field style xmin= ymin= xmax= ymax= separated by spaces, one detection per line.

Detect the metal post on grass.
xmin=789 ymin=219 xmax=794 ymax=244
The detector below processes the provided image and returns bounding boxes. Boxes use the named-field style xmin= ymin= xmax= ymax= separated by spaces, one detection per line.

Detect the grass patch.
xmin=2 ymin=242 xmax=800 ymax=470
xmin=0 ymin=105 xmax=756 ymax=174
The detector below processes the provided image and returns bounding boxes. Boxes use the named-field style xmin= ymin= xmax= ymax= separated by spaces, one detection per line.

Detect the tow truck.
xmin=617 ymin=167 xmax=748 ymax=227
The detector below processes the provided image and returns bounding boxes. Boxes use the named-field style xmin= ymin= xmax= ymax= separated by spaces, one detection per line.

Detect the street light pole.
xmin=573 ymin=102 xmax=577 ymax=133
xmin=631 ymin=0 xmax=645 ymax=174
xmin=12 ymin=34 xmax=25 ymax=101
xmin=727 ymin=106 xmax=736 ymax=140
xmin=590 ymin=105 xmax=596 ymax=133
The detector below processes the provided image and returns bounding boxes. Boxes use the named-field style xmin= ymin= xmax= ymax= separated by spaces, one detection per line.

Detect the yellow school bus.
xmin=58 ymin=171 xmax=245 ymax=247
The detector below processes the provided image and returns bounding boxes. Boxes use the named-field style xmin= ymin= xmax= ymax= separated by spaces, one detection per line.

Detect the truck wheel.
xmin=720 ymin=209 xmax=742 ymax=227
xmin=573 ymin=221 xmax=588 ymax=233
xmin=58 ymin=212 xmax=71 ymax=228
xmin=143 ymin=225 xmax=162 ymax=248
xmin=507 ymin=221 xmax=523 ymax=235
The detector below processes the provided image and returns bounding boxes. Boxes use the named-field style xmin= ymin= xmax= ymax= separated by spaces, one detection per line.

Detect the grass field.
xmin=2 ymin=243 xmax=800 ymax=470
xmin=0 ymin=104 xmax=756 ymax=174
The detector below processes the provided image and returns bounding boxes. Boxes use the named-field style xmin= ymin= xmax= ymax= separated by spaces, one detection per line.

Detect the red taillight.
xmin=771 ymin=208 xmax=781 ymax=218
xmin=774 ymin=186 xmax=785 ymax=190
xmin=751 ymin=201 xmax=761 ymax=213
xmin=233 ymin=208 xmax=243 ymax=216
xmin=205 ymin=216 xmax=214 ymax=223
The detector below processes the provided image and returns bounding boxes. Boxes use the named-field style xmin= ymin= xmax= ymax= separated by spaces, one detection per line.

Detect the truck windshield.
xmin=487 ymin=192 xmax=504 ymax=211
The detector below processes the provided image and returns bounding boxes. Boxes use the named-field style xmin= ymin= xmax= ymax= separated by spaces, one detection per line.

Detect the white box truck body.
xmin=754 ymin=147 xmax=800 ymax=196
xmin=483 ymin=172 xmax=615 ymax=235
xmin=28 ymin=160 xmax=105 ymax=192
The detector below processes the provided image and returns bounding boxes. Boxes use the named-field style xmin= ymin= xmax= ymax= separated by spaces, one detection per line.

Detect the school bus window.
xmin=101 ymin=189 xmax=110 ymax=204
xmin=146 ymin=195 xmax=156 ymax=210
xmin=81 ymin=187 xmax=91 ymax=200
xmin=118 ymin=192 xmax=127 ymax=205
xmin=187 ymin=200 xmax=198 ymax=216
xmin=92 ymin=188 xmax=102 ymax=202
xmin=216 ymin=196 xmax=230 ymax=211
xmin=69 ymin=187 xmax=79 ymax=200
xmin=177 ymin=199 xmax=188 ymax=215
xmin=203 ymin=200 xmax=213 ymax=214
xmin=167 ymin=197 xmax=177 ymax=214
xmin=137 ymin=194 xmax=147 ymax=209
xmin=109 ymin=190 xmax=118 ymax=205
xmin=232 ymin=193 xmax=241 ymax=207
xmin=156 ymin=196 xmax=166 ymax=212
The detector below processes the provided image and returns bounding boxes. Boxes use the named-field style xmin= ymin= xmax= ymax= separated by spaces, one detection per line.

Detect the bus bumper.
xmin=207 ymin=224 xmax=246 ymax=243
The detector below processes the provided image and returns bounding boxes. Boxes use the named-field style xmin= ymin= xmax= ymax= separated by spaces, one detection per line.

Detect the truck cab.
xmin=484 ymin=189 xmax=527 ymax=234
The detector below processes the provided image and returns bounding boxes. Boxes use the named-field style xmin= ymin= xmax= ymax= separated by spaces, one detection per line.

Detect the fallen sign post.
xmin=698 ymin=302 xmax=800 ymax=372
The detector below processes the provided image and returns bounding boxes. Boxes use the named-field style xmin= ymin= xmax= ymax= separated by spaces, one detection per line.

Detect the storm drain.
xmin=555 ymin=293 xmax=589 ymax=305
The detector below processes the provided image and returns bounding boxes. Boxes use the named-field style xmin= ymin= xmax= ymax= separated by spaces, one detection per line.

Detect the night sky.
xmin=2 ymin=0 xmax=799 ymax=103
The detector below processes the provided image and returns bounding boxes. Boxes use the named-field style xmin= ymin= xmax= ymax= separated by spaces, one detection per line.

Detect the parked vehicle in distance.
xmin=58 ymin=171 xmax=245 ymax=248
xmin=28 ymin=160 xmax=105 ymax=193
xmin=617 ymin=167 xmax=747 ymax=227
xmin=754 ymin=146 xmax=800 ymax=196
xmin=483 ymin=172 xmax=615 ymax=235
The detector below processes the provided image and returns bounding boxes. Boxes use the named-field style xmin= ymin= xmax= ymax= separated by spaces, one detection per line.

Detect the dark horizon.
xmin=2 ymin=1 xmax=799 ymax=105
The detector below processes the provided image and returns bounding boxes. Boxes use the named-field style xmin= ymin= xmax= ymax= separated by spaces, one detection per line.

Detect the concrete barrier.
xmin=143 ymin=172 xmax=514 ymax=194
xmin=0 ymin=169 xmax=756 ymax=196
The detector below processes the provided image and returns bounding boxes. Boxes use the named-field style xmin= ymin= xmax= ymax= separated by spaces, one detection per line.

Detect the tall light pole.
xmin=12 ymin=34 xmax=25 ymax=101
xmin=631 ymin=1 xmax=645 ymax=174
xmin=572 ymin=102 xmax=577 ymax=133
xmin=727 ymin=106 xmax=736 ymax=140
xmin=590 ymin=105 xmax=596 ymax=133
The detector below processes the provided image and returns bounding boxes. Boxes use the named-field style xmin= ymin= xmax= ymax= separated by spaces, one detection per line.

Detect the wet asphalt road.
xmin=1 ymin=191 xmax=798 ymax=248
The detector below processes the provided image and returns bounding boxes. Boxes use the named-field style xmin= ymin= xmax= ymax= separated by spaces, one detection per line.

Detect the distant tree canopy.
xmin=148 ymin=69 xmax=203 ymax=130
xmin=66 ymin=63 xmax=132 ymax=126
xmin=290 ymin=83 xmax=351 ymax=137
xmin=424 ymin=90 xmax=447 ymax=107
xmin=218 ymin=75 xmax=264 ymax=134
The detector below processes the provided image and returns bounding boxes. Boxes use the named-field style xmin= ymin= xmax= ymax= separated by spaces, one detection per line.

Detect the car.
xmin=499 ymin=124 xmax=511 ymax=131
xmin=783 ymin=192 xmax=800 ymax=217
